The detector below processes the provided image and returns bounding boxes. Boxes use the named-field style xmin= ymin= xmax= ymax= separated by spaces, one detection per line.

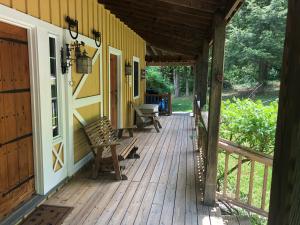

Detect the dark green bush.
xmin=146 ymin=67 xmax=173 ymax=93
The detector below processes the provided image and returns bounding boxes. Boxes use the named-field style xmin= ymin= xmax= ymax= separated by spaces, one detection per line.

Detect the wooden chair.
xmin=131 ymin=102 xmax=162 ymax=133
xmin=84 ymin=117 xmax=139 ymax=180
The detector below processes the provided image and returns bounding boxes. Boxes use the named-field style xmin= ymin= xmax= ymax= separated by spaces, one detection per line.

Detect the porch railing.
xmin=144 ymin=93 xmax=172 ymax=115
xmin=217 ymin=139 xmax=272 ymax=217
xmin=194 ymin=95 xmax=273 ymax=217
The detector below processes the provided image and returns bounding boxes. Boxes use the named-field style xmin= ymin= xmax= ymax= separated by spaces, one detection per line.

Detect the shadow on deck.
xmin=45 ymin=114 xmax=223 ymax=225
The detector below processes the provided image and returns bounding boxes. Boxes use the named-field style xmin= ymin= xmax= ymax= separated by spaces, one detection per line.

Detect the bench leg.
xmin=128 ymin=128 xmax=134 ymax=137
xmin=117 ymin=129 xmax=124 ymax=138
xmin=111 ymin=146 xmax=122 ymax=180
xmin=153 ymin=121 xmax=160 ymax=133
xmin=157 ymin=120 xmax=162 ymax=128
xmin=92 ymin=149 xmax=101 ymax=179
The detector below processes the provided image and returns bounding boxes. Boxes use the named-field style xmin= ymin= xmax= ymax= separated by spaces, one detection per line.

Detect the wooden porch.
xmin=45 ymin=115 xmax=224 ymax=225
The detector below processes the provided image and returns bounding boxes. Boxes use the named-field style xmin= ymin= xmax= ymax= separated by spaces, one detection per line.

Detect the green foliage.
xmin=161 ymin=66 xmax=194 ymax=96
xmin=218 ymin=98 xmax=277 ymax=225
xmin=220 ymin=98 xmax=278 ymax=154
xmin=225 ymin=0 xmax=287 ymax=85
xmin=146 ymin=66 xmax=173 ymax=93
xmin=172 ymin=96 xmax=193 ymax=112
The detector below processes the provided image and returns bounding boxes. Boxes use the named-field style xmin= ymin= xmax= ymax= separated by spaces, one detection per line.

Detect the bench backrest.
xmin=84 ymin=117 xmax=118 ymax=147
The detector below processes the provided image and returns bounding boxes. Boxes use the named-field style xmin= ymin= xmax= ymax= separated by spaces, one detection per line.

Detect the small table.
xmin=138 ymin=104 xmax=159 ymax=115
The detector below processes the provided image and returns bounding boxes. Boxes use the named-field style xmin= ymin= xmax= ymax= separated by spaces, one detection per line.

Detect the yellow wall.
xmin=0 ymin=0 xmax=146 ymax=162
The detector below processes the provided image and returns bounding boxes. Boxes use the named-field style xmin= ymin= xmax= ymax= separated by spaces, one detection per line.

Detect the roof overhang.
xmin=98 ymin=0 xmax=243 ymax=64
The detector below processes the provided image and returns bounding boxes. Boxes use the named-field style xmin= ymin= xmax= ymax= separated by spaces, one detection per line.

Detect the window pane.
xmin=134 ymin=61 xmax=139 ymax=97
xmin=49 ymin=37 xmax=56 ymax=58
xmin=50 ymin=58 xmax=56 ymax=76
xmin=49 ymin=36 xmax=59 ymax=138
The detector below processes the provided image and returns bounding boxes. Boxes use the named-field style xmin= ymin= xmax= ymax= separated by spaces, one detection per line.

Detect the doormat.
xmin=20 ymin=205 xmax=73 ymax=225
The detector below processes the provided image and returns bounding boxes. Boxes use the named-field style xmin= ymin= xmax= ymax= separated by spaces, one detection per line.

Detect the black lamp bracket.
xmin=92 ymin=29 xmax=101 ymax=47
xmin=66 ymin=16 xmax=79 ymax=40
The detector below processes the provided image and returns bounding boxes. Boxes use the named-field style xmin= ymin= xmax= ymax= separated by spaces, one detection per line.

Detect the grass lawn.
xmin=172 ymin=96 xmax=193 ymax=112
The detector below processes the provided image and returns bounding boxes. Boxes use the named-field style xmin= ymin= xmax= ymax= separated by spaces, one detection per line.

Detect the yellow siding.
xmin=0 ymin=0 xmax=146 ymax=162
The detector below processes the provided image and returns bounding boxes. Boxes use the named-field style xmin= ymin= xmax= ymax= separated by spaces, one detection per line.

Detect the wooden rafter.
xmin=98 ymin=0 xmax=243 ymax=64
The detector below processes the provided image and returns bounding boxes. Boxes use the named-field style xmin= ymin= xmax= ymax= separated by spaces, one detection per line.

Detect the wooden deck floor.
xmin=45 ymin=115 xmax=223 ymax=225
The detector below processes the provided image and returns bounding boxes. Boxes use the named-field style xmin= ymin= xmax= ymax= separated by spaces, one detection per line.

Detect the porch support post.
xmin=195 ymin=39 xmax=209 ymax=108
xmin=204 ymin=11 xmax=226 ymax=206
xmin=268 ymin=1 xmax=300 ymax=224
xmin=199 ymin=39 xmax=209 ymax=108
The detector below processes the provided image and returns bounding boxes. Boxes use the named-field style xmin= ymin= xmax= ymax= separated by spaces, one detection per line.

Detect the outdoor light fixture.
xmin=125 ymin=61 xmax=132 ymax=76
xmin=92 ymin=29 xmax=101 ymax=47
xmin=65 ymin=16 xmax=79 ymax=40
xmin=61 ymin=41 xmax=92 ymax=74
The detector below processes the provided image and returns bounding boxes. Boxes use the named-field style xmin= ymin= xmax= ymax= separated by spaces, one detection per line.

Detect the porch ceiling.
xmin=98 ymin=0 xmax=243 ymax=63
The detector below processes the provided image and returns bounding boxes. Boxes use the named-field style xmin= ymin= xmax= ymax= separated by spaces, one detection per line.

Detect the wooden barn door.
xmin=110 ymin=54 xmax=118 ymax=129
xmin=0 ymin=22 xmax=35 ymax=220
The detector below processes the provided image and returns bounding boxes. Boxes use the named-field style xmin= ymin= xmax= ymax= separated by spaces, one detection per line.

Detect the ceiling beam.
xmin=103 ymin=3 xmax=213 ymax=27
xmin=99 ymin=0 xmax=218 ymax=14
xmin=109 ymin=10 xmax=211 ymax=32
xmin=147 ymin=61 xmax=196 ymax=66
xmin=225 ymin=0 xmax=244 ymax=22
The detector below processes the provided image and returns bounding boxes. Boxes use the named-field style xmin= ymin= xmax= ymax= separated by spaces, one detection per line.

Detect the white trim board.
xmin=108 ymin=46 xmax=123 ymax=128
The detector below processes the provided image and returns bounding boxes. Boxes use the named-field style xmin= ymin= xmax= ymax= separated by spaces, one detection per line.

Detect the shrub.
xmin=220 ymin=98 xmax=278 ymax=154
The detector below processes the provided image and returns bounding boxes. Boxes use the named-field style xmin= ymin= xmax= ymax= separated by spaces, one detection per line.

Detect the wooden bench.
xmin=84 ymin=117 xmax=139 ymax=180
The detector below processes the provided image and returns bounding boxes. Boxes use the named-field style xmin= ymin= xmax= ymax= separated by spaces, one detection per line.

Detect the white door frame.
xmin=0 ymin=5 xmax=67 ymax=195
xmin=108 ymin=46 xmax=123 ymax=128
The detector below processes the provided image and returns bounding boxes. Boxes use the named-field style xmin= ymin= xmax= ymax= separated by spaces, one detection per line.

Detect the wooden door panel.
xmin=3 ymin=93 xmax=17 ymax=142
xmin=110 ymin=54 xmax=118 ymax=128
xmin=15 ymin=92 xmax=32 ymax=137
xmin=19 ymin=137 xmax=34 ymax=177
xmin=0 ymin=41 xmax=13 ymax=91
xmin=0 ymin=146 xmax=8 ymax=193
xmin=0 ymin=22 xmax=34 ymax=220
xmin=0 ymin=94 xmax=4 ymax=144
xmin=14 ymin=43 xmax=30 ymax=90
xmin=18 ymin=140 xmax=29 ymax=182
xmin=6 ymin=142 xmax=19 ymax=189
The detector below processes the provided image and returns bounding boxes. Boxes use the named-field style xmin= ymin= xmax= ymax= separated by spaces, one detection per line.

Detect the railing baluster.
xmin=261 ymin=165 xmax=268 ymax=210
xmin=223 ymin=152 xmax=230 ymax=197
xmin=236 ymin=155 xmax=242 ymax=200
xmin=248 ymin=160 xmax=255 ymax=205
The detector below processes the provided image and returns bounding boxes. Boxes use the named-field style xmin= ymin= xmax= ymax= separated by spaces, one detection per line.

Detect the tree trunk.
xmin=258 ymin=60 xmax=268 ymax=87
xmin=173 ymin=69 xmax=180 ymax=97
xmin=192 ymin=65 xmax=195 ymax=96
xmin=185 ymin=67 xmax=189 ymax=96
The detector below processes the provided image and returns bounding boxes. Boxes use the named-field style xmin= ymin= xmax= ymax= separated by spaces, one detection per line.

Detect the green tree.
xmin=225 ymin=0 xmax=287 ymax=85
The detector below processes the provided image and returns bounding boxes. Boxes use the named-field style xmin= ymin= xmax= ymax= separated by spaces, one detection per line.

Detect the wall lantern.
xmin=92 ymin=29 xmax=101 ymax=47
xmin=141 ymin=69 xmax=146 ymax=79
xmin=125 ymin=61 xmax=132 ymax=76
xmin=65 ymin=16 xmax=79 ymax=40
xmin=61 ymin=41 xmax=92 ymax=74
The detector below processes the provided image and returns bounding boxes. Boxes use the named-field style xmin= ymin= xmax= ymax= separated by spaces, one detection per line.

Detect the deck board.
xmin=45 ymin=115 xmax=223 ymax=225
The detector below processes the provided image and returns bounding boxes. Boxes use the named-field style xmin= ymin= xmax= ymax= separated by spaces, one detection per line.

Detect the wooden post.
xmin=199 ymin=39 xmax=209 ymax=108
xmin=268 ymin=1 xmax=300 ymax=224
xmin=195 ymin=39 xmax=209 ymax=108
xmin=204 ymin=11 xmax=226 ymax=206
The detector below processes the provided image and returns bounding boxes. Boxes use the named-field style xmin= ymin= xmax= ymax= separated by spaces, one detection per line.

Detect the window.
xmin=49 ymin=36 xmax=60 ymax=138
xmin=133 ymin=58 xmax=140 ymax=98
